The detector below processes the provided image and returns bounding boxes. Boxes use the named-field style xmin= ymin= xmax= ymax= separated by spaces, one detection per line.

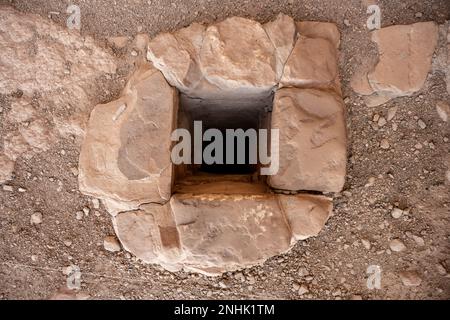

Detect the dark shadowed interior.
xmin=174 ymin=93 xmax=273 ymax=193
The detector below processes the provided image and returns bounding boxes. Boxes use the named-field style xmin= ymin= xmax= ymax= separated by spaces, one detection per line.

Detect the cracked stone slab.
xmin=351 ymin=22 xmax=439 ymax=105
xmin=368 ymin=22 xmax=438 ymax=96
xmin=114 ymin=193 xmax=332 ymax=275
xmin=296 ymin=21 xmax=340 ymax=49
xmin=0 ymin=153 xmax=14 ymax=184
xmin=280 ymin=35 xmax=339 ymax=90
xmin=262 ymin=13 xmax=297 ymax=81
xmin=79 ymin=63 xmax=178 ymax=209
xmin=278 ymin=194 xmax=333 ymax=240
xmin=148 ymin=16 xmax=279 ymax=100
xmin=269 ymin=88 xmax=347 ymax=193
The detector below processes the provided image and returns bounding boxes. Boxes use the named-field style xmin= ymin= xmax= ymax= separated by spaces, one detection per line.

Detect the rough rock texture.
xmin=147 ymin=22 xmax=205 ymax=94
xmin=280 ymin=37 xmax=338 ymax=89
xmin=79 ymin=15 xmax=345 ymax=274
xmin=0 ymin=6 xmax=117 ymax=174
xmin=279 ymin=194 xmax=333 ymax=240
xmin=79 ymin=63 xmax=178 ymax=210
xmin=351 ymin=22 xmax=439 ymax=105
xmin=114 ymin=193 xmax=332 ymax=275
xmin=0 ymin=154 xmax=14 ymax=184
xmin=280 ymin=21 xmax=340 ymax=91
xmin=269 ymin=88 xmax=347 ymax=193
xmin=263 ymin=14 xmax=297 ymax=81
xmin=447 ymin=23 xmax=450 ymax=95
xmin=296 ymin=21 xmax=340 ymax=48
xmin=148 ymin=16 xmax=279 ymax=100
xmin=199 ymin=17 xmax=277 ymax=96
xmin=369 ymin=22 xmax=438 ymax=95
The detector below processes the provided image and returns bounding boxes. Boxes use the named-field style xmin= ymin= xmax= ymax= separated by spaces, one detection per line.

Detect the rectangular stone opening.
xmin=173 ymin=93 xmax=273 ymax=194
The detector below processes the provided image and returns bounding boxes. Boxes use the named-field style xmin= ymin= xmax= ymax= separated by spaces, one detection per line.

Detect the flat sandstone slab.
xmin=114 ymin=193 xmax=332 ymax=275
xmin=269 ymin=88 xmax=347 ymax=193
xmin=79 ymin=63 xmax=178 ymax=210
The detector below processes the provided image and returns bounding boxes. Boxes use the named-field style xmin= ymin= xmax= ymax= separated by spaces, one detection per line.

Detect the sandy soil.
xmin=0 ymin=0 xmax=449 ymax=300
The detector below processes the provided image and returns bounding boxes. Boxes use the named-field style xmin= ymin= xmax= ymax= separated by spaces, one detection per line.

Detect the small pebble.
xmin=380 ymin=139 xmax=390 ymax=149
xmin=75 ymin=211 xmax=84 ymax=220
xmin=436 ymin=263 xmax=447 ymax=275
xmin=377 ymin=117 xmax=387 ymax=127
xmin=399 ymin=270 xmax=422 ymax=286
xmin=412 ymin=235 xmax=425 ymax=246
xmin=103 ymin=236 xmax=121 ymax=252
xmin=436 ymin=101 xmax=449 ymax=122
xmin=373 ymin=114 xmax=380 ymax=122
xmin=3 ymin=185 xmax=13 ymax=192
xmin=389 ymin=239 xmax=406 ymax=252
xmin=64 ymin=240 xmax=72 ymax=247
xmin=30 ymin=212 xmax=43 ymax=225
xmin=361 ymin=239 xmax=371 ymax=250
xmin=417 ymin=119 xmax=426 ymax=129
xmin=387 ymin=106 xmax=398 ymax=121
xmin=298 ymin=284 xmax=309 ymax=296
xmin=92 ymin=198 xmax=100 ymax=209
xmin=391 ymin=208 xmax=403 ymax=219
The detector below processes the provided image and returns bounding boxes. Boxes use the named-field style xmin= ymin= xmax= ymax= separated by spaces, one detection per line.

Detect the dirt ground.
xmin=1 ymin=0 xmax=449 ymax=300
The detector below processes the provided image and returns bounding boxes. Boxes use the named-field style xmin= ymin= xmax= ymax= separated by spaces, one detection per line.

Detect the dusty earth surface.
xmin=1 ymin=0 xmax=450 ymax=300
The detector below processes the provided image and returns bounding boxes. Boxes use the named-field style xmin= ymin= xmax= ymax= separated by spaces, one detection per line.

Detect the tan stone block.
xmin=113 ymin=193 xmax=333 ymax=275
xmin=199 ymin=17 xmax=277 ymax=97
xmin=79 ymin=63 xmax=178 ymax=208
xmin=368 ymin=22 xmax=438 ymax=96
xmin=147 ymin=23 xmax=205 ymax=92
xmin=114 ymin=205 xmax=182 ymax=271
xmin=280 ymin=36 xmax=338 ymax=89
xmin=170 ymin=193 xmax=292 ymax=274
xmin=296 ymin=21 xmax=340 ymax=48
xmin=263 ymin=14 xmax=297 ymax=81
xmin=269 ymin=88 xmax=347 ymax=192
xmin=279 ymin=194 xmax=332 ymax=240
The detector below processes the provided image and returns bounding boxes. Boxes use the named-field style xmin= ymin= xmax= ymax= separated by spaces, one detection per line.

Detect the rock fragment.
xmin=351 ymin=22 xmax=439 ymax=104
xmin=30 ymin=212 xmax=43 ymax=225
xmin=78 ymin=63 xmax=178 ymax=209
xmin=103 ymin=236 xmax=121 ymax=252
xmin=269 ymin=88 xmax=347 ymax=192
xmin=114 ymin=193 xmax=332 ymax=275
xmin=0 ymin=154 xmax=14 ymax=184
xmin=436 ymin=101 xmax=449 ymax=122
xmin=399 ymin=270 xmax=422 ymax=286
xmin=391 ymin=208 xmax=403 ymax=219
xmin=389 ymin=239 xmax=406 ymax=252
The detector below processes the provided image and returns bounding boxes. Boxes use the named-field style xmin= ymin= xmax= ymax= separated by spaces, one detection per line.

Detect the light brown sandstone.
xmin=269 ymin=88 xmax=347 ymax=193
xmin=280 ymin=36 xmax=339 ymax=89
xmin=199 ymin=17 xmax=277 ymax=96
xmin=279 ymin=194 xmax=333 ymax=240
xmin=263 ymin=14 xmax=297 ymax=81
xmin=0 ymin=154 xmax=14 ymax=184
xmin=368 ymin=22 xmax=438 ymax=96
xmin=296 ymin=21 xmax=340 ymax=48
xmin=351 ymin=22 xmax=439 ymax=104
xmin=79 ymin=63 xmax=178 ymax=209
xmin=114 ymin=193 xmax=332 ymax=275
xmin=78 ymin=15 xmax=345 ymax=274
